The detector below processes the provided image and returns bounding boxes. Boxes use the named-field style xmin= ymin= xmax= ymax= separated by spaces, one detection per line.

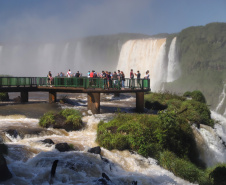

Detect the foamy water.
xmin=0 ymin=101 xmax=194 ymax=185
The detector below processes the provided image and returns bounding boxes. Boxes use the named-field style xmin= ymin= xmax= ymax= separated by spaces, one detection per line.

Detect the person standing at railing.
xmin=121 ymin=71 xmax=125 ymax=89
xmin=47 ymin=71 xmax=53 ymax=86
xmin=112 ymin=71 xmax=118 ymax=88
xmin=129 ymin=69 xmax=135 ymax=88
xmin=67 ymin=69 xmax=71 ymax=77
xmin=135 ymin=70 xmax=141 ymax=88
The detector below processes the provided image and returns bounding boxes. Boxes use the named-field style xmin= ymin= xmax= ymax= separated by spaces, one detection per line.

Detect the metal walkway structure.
xmin=0 ymin=77 xmax=150 ymax=113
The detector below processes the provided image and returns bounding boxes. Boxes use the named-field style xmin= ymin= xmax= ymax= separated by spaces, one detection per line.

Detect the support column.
xmin=20 ymin=91 xmax=28 ymax=102
xmin=49 ymin=91 xmax=56 ymax=103
xmin=136 ymin=92 xmax=144 ymax=113
xmin=87 ymin=93 xmax=100 ymax=114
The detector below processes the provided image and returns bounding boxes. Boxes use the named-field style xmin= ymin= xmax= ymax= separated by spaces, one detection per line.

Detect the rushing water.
xmin=0 ymin=92 xmax=194 ymax=185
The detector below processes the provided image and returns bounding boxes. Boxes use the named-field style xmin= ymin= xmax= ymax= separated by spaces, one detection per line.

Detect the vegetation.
xmin=165 ymin=22 xmax=226 ymax=111
xmin=144 ymin=91 xmax=213 ymax=127
xmin=39 ymin=108 xmax=82 ymax=130
xmin=96 ymin=91 xmax=223 ymax=184
xmin=0 ymin=92 xmax=9 ymax=101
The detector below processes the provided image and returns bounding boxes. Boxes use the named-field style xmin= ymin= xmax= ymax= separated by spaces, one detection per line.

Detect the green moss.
xmin=159 ymin=151 xmax=212 ymax=185
xmin=183 ymin=90 xmax=206 ymax=103
xmin=39 ymin=109 xmax=82 ymax=130
xmin=39 ymin=111 xmax=55 ymax=127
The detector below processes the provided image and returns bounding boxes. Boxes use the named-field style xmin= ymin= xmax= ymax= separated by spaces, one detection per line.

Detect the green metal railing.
xmin=0 ymin=77 xmax=150 ymax=90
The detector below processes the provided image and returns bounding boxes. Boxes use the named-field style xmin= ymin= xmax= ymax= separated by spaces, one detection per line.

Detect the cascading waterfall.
xmin=116 ymin=38 xmax=168 ymax=92
xmin=167 ymin=37 xmax=181 ymax=82
xmin=215 ymin=84 xmax=226 ymax=116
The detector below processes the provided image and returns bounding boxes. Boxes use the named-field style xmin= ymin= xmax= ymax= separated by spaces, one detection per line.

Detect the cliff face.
xmin=165 ymin=23 xmax=226 ymax=114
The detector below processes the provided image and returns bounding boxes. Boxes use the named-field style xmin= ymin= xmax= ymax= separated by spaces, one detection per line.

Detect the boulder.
xmin=0 ymin=154 xmax=12 ymax=181
xmin=88 ymin=146 xmax=101 ymax=155
xmin=55 ymin=143 xmax=72 ymax=152
xmin=42 ymin=139 xmax=54 ymax=145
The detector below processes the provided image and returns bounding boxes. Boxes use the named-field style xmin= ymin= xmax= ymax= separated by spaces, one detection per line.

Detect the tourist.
xmin=47 ymin=71 xmax=53 ymax=86
xmin=135 ymin=70 xmax=141 ymax=88
xmin=130 ymin=69 xmax=135 ymax=88
xmin=112 ymin=71 xmax=118 ymax=88
xmin=75 ymin=71 xmax=80 ymax=77
xmin=121 ymin=71 xmax=125 ymax=88
xmin=67 ymin=69 xmax=71 ymax=77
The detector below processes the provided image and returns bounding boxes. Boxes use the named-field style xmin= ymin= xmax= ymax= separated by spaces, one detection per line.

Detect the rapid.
xmin=0 ymin=92 xmax=193 ymax=185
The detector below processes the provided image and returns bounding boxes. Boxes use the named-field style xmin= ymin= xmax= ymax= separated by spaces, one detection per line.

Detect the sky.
xmin=0 ymin=0 xmax=226 ymax=42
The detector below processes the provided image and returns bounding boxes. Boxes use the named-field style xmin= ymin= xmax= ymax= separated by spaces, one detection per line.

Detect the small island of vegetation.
xmin=96 ymin=91 xmax=226 ymax=185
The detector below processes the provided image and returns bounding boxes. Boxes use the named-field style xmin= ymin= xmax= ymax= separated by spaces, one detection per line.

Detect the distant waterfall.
xmin=116 ymin=38 xmax=168 ymax=92
xmin=167 ymin=37 xmax=181 ymax=82
xmin=215 ymin=84 xmax=226 ymax=116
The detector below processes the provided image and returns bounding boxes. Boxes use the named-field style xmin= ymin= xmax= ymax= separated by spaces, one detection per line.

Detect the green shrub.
xmin=208 ymin=164 xmax=226 ymax=185
xmin=183 ymin=90 xmax=206 ymax=103
xmin=39 ymin=111 xmax=55 ymax=127
xmin=0 ymin=92 xmax=9 ymax=101
xmin=159 ymin=151 xmax=211 ymax=185
xmin=97 ymin=111 xmax=198 ymax=159
xmin=180 ymin=100 xmax=213 ymax=126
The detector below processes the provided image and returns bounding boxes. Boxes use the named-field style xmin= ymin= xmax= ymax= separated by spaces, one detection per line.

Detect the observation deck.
xmin=0 ymin=77 xmax=150 ymax=113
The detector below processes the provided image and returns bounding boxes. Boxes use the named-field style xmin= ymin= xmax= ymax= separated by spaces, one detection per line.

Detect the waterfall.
xmin=116 ymin=38 xmax=167 ymax=92
xmin=215 ymin=84 xmax=226 ymax=116
xmin=167 ymin=37 xmax=181 ymax=82
xmin=192 ymin=111 xmax=226 ymax=167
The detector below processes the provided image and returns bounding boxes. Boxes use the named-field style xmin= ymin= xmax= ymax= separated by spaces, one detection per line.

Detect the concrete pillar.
xmin=136 ymin=92 xmax=144 ymax=113
xmin=49 ymin=91 xmax=56 ymax=103
xmin=20 ymin=91 xmax=28 ymax=102
xmin=87 ymin=93 xmax=100 ymax=114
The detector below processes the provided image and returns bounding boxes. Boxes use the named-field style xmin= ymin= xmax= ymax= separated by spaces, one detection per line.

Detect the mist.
xmin=0 ymin=0 xmax=150 ymax=43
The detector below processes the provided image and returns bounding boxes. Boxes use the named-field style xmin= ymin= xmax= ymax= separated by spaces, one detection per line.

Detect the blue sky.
xmin=0 ymin=0 xmax=226 ymax=42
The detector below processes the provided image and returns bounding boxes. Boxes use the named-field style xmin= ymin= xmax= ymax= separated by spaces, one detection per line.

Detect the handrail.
xmin=0 ymin=77 xmax=150 ymax=90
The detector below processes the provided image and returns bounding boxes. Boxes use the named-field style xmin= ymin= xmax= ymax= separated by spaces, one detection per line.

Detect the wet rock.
xmin=42 ymin=139 xmax=54 ymax=145
xmin=0 ymin=154 xmax=12 ymax=181
xmin=4 ymin=128 xmax=55 ymax=139
xmin=55 ymin=143 xmax=73 ymax=152
xmin=52 ymin=114 xmax=82 ymax=132
xmin=88 ymin=146 xmax=101 ymax=155
xmin=5 ymin=129 xmax=19 ymax=138
xmin=13 ymin=96 xmax=21 ymax=103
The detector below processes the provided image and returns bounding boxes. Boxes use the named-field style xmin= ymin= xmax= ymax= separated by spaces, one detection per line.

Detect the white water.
xmin=192 ymin=111 xmax=226 ymax=167
xmin=167 ymin=37 xmax=181 ymax=82
xmin=215 ymin=84 xmax=226 ymax=116
xmin=117 ymin=38 xmax=168 ymax=92
xmin=0 ymin=98 xmax=194 ymax=185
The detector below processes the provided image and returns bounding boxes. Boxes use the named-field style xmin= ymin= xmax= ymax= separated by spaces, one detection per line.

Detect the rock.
xmin=42 ymin=139 xmax=54 ymax=145
xmin=88 ymin=146 xmax=101 ymax=155
xmin=5 ymin=129 xmax=19 ymax=138
xmin=55 ymin=143 xmax=72 ymax=152
xmin=13 ymin=96 xmax=21 ymax=103
xmin=4 ymin=128 xmax=55 ymax=139
xmin=0 ymin=154 xmax=12 ymax=181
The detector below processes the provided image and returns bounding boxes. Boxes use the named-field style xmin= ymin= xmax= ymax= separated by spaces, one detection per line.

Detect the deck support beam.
xmin=49 ymin=91 xmax=56 ymax=103
xmin=136 ymin=92 xmax=144 ymax=113
xmin=87 ymin=92 xmax=100 ymax=114
xmin=20 ymin=91 xmax=28 ymax=102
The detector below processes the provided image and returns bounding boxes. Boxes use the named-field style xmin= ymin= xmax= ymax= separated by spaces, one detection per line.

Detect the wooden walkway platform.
xmin=0 ymin=77 xmax=150 ymax=113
